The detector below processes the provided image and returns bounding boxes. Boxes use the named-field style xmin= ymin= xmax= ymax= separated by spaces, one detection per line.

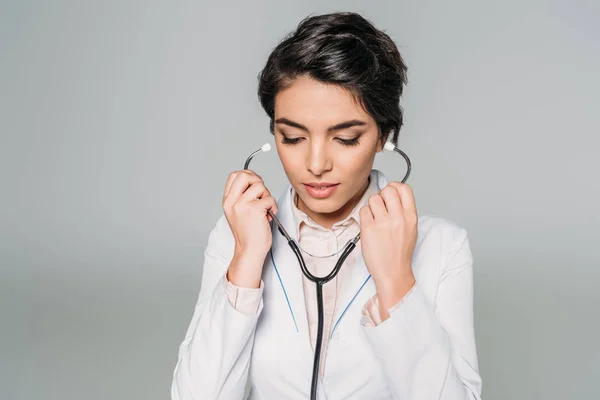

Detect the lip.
xmin=304 ymin=182 xmax=338 ymax=187
xmin=303 ymin=183 xmax=339 ymax=199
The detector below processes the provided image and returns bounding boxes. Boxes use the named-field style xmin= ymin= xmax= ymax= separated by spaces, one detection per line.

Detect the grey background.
xmin=1 ymin=0 xmax=598 ymax=399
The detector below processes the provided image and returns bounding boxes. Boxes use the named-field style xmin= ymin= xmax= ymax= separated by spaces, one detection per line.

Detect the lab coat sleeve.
xmin=223 ymin=273 xmax=264 ymax=316
xmin=361 ymin=228 xmax=483 ymax=400
xmin=361 ymin=286 xmax=416 ymax=327
xmin=171 ymin=215 xmax=264 ymax=400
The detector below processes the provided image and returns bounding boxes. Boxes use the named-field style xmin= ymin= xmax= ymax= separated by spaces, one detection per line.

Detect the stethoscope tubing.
xmin=243 ymin=141 xmax=411 ymax=400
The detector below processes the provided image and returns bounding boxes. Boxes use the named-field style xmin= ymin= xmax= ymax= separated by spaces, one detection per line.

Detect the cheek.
xmin=337 ymin=148 xmax=374 ymax=172
xmin=276 ymin=146 xmax=303 ymax=174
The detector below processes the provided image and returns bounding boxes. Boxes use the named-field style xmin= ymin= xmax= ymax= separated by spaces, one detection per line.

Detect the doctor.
xmin=171 ymin=11 xmax=482 ymax=400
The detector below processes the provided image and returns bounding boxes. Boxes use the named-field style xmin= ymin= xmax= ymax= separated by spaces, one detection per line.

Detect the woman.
xmin=172 ymin=12 xmax=482 ymax=400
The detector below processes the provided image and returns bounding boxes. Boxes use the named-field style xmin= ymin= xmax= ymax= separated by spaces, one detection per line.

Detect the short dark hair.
xmin=257 ymin=12 xmax=408 ymax=145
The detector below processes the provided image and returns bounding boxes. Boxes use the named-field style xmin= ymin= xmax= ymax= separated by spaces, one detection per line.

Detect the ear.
xmin=376 ymin=135 xmax=385 ymax=153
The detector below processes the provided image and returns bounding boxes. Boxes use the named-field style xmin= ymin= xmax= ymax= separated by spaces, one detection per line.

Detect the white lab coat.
xmin=171 ymin=169 xmax=483 ymax=400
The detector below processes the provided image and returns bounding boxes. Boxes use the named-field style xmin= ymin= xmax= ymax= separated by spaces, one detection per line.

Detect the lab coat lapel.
xmin=332 ymin=170 xmax=391 ymax=331
xmin=270 ymin=185 xmax=310 ymax=336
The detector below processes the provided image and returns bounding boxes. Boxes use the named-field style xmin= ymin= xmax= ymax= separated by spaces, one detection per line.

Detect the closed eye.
xmin=279 ymin=132 xmax=361 ymax=147
xmin=336 ymin=137 xmax=360 ymax=147
xmin=280 ymin=134 xmax=303 ymax=145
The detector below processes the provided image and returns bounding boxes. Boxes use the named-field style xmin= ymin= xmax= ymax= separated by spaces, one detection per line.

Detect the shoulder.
xmin=416 ymin=212 xmax=473 ymax=270
xmin=417 ymin=213 xmax=468 ymax=242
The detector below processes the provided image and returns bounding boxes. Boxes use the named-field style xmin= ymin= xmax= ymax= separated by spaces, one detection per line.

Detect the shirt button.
xmin=327 ymin=243 xmax=333 ymax=251
xmin=325 ymin=297 xmax=332 ymax=304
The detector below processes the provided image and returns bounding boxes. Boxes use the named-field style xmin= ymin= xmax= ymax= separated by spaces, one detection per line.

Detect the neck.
xmin=296 ymin=177 xmax=370 ymax=229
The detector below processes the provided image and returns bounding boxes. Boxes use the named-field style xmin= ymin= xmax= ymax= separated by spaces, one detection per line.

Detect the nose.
xmin=306 ymin=141 xmax=332 ymax=176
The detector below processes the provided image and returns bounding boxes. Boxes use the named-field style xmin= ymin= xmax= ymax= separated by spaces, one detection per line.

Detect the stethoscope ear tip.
xmin=261 ymin=143 xmax=272 ymax=152
xmin=384 ymin=142 xmax=395 ymax=151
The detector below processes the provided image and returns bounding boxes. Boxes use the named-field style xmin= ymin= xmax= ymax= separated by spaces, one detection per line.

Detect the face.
xmin=273 ymin=76 xmax=384 ymax=228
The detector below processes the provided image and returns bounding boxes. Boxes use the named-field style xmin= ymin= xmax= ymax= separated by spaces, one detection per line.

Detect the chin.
xmin=301 ymin=196 xmax=344 ymax=214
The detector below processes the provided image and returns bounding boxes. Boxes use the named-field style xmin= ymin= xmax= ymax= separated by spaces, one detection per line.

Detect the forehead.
xmin=274 ymin=76 xmax=373 ymax=125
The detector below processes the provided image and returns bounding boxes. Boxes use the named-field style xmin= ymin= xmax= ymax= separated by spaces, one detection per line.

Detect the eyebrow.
xmin=274 ymin=117 xmax=367 ymax=133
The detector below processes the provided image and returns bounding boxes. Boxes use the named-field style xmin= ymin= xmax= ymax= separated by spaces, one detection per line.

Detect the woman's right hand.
xmin=222 ymin=170 xmax=278 ymax=287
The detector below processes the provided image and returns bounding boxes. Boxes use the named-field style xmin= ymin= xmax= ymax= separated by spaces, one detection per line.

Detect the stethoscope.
xmin=244 ymin=141 xmax=411 ymax=400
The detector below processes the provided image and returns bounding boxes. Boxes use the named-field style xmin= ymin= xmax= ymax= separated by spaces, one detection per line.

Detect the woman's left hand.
xmin=359 ymin=182 xmax=418 ymax=319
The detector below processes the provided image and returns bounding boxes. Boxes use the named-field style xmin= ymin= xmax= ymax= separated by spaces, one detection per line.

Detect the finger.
xmin=223 ymin=172 xmax=240 ymax=201
xmin=359 ymin=205 xmax=374 ymax=225
xmin=367 ymin=194 xmax=387 ymax=219
xmin=379 ymin=185 xmax=403 ymax=217
xmin=266 ymin=197 xmax=279 ymax=221
xmin=254 ymin=196 xmax=278 ymax=218
xmin=225 ymin=172 xmax=262 ymax=204
xmin=388 ymin=182 xmax=416 ymax=212
xmin=266 ymin=204 xmax=279 ymax=222
xmin=240 ymin=182 xmax=269 ymax=202
xmin=224 ymin=170 xmax=260 ymax=199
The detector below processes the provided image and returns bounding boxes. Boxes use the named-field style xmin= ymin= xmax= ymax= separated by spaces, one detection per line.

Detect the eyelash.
xmin=280 ymin=134 xmax=361 ymax=147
